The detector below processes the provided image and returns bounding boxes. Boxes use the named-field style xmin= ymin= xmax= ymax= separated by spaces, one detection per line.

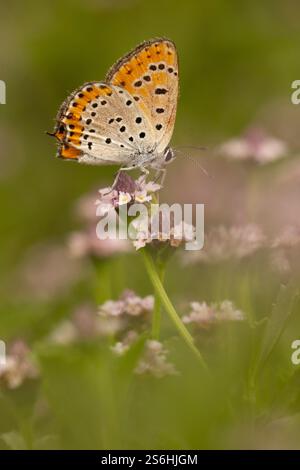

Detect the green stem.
xmin=152 ymin=262 xmax=166 ymax=339
xmin=141 ymin=249 xmax=208 ymax=371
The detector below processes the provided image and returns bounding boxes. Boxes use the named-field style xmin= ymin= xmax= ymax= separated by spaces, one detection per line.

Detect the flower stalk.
xmin=151 ymin=260 xmax=166 ymax=340
xmin=141 ymin=248 xmax=208 ymax=371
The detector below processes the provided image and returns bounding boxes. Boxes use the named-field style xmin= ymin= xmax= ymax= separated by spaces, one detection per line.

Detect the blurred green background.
xmin=1 ymin=0 xmax=300 ymax=450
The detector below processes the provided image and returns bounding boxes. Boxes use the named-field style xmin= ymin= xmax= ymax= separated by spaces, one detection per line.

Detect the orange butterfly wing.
xmin=106 ymin=38 xmax=179 ymax=154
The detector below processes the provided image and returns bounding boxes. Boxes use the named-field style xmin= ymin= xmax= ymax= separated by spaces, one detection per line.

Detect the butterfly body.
xmin=50 ymin=38 xmax=179 ymax=172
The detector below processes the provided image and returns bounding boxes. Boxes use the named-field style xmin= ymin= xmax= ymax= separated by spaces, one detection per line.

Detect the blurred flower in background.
xmin=182 ymin=300 xmax=245 ymax=329
xmin=110 ymin=330 xmax=139 ymax=356
xmin=183 ymin=224 xmax=266 ymax=265
xmin=48 ymin=291 xmax=154 ymax=345
xmin=0 ymin=340 xmax=39 ymax=389
xmin=219 ymin=128 xmax=288 ymax=164
xmin=73 ymin=188 xmax=101 ymax=225
xmin=98 ymin=290 xmax=154 ymax=338
xmin=68 ymin=228 xmax=131 ymax=258
xmin=134 ymin=340 xmax=178 ymax=378
xmin=15 ymin=242 xmax=84 ymax=301
xmin=98 ymin=289 xmax=154 ymax=317
xmin=270 ymin=225 xmax=300 ymax=275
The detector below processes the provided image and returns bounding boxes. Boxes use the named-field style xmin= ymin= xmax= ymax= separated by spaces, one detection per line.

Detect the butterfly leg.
xmin=117 ymin=166 xmax=151 ymax=189
xmin=138 ymin=166 xmax=150 ymax=185
xmin=119 ymin=165 xmax=137 ymax=172
xmin=119 ymin=165 xmax=150 ymax=181
xmin=153 ymin=168 xmax=166 ymax=187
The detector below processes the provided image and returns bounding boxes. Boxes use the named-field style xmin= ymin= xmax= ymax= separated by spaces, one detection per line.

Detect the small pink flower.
xmin=135 ymin=190 xmax=152 ymax=203
xmin=96 ymin=172 xmax=161 ymax=216
xmin=118 ymin=192 xmax=132 ymax=205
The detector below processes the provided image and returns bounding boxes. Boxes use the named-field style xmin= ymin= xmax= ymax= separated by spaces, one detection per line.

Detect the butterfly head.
xmin=145 ymin=146 xmax=175 ymax=171
xmin=163 ymin=147 xmax=175 ymax=164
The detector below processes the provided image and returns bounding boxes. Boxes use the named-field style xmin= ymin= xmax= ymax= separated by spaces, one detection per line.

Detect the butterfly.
xmin=49 ymin=38 xmax=179 ymax=175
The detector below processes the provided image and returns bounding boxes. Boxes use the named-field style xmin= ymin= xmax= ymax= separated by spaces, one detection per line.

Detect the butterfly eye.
xmin=164 ymin=147 xmax=174 ymax=163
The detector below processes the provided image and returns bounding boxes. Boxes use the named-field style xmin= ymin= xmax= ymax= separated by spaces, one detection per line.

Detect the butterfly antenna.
xmin=174 ymin=148 xmax=212 ymax=179
xmin=46 ymin=131 xmax=55 ymax=137
xmin=175 ymin=145 xmax=209 ymax=152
